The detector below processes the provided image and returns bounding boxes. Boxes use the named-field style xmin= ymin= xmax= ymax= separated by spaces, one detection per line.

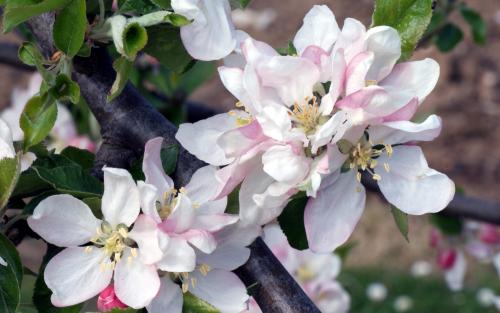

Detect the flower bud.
xmin=437 ymin=249 xmax=457 ymax=270
xmin=479 ymin=225 xmax=500 ymax=245
xmin=97 ymin=285 xmax=127 ymax=312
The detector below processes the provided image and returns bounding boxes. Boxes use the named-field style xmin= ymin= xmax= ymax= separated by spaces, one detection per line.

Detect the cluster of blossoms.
xmin=27 ymin=137 xmax=258 ymax=312
xmin=176 ymin=4 xmax=455 ymax=253
xmin=430 ymin=221 xmax=500 ymax=292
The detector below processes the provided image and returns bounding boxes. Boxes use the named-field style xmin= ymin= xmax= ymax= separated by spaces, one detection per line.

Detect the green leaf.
xmin=276 ymin=41 xmax=297 ymax=56
xmin=82 ymin=197 xmax=102 ymax=218
xmin=229 ymin=0 xmax=251 ymax=9
xmin=150 ymin=0 xmax=170 ymax=9
xmin=182 ymin=292 xmax=219 ymax=313
xmin=435 ymin=23 xmax=463 ymax=52
xmin=108 ymin=56 xmax=134 ymax=102
xmin=2 ymin=0 xmax=72 ymax=33
xmin=371 ymin=0 xmax=433 ymax=61
xmin=20 ymin=95 xmax=58 ymax=151
xmin=277 ymin=192 xmax=308 ymax=250
xmin=50 ymin=74 xmax=80 ymax=104
xmin=144 ymin=24 xmax=192 ymax=73
xmin=18 ymin=42 xmax=44 ymax=67
xmin=33 ymin=245 xmax=83 ymax=313
xmin=118 ymin=0 xmax=158 ymax=14
xmin=0 ymin=233 xmax=23 ymax=313
xmin=60 ymin=146 xmax=94 ymax=170
xmin=0 ymin=156 xmax=21 ymax=211
xmin=429 ymin=214 xmax=463 ymax=235
xmin=390 ymin=205 xmax=409 ymax=242
xmin=53 ymin=0 xmax=87 ymax=57
xmin=161 ymin=144 xmax=179 ymax=175
xmin=165 ymin=13 xmax=190 ymax=27
xmin=178 ymin=61 xmax=216 ymax=94
xmin=459 ymin=4 xmax=486 ymax=45
xmin=334 ymin=241 xmax=358 ymax=262
xmin=32 ymin=165 xmax=104 ymax=198
xmin=123 ymin=22 xmax=148 ymax=60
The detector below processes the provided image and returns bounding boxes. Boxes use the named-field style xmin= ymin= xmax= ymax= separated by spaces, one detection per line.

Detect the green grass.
xmin=339 ymin=267 xmax=500 ymax=313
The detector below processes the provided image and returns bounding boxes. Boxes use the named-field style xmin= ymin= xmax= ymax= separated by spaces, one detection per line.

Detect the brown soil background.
xmin=1 ymin=0 xmax=500 ymax=270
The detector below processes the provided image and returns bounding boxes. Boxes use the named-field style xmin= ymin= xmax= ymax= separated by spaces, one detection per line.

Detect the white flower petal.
xmin=305 ymin=171 xmax=366 ymax=253
xmin=293 ymin=5 xmax=339 ymax=55
xmin=143 ymin=137 xmax=174 ymax=196
xmin=28 ymin=194 xmax=101 ymax=247
xmin=101 ymin=167 xmax=140 ymax=227
xmin=172 ymin=0 xmax=236 ymax=61
xmin=138 ymin=181 xmax=162 ymax=223
xmin=156 ymin=235 xmax=196 ymax=273
xmin=146 ymin=277 xmax=183 ymax=313
xmin=162 ymin=194 xmax=195 ymax=233
xmin=20 ymin=152 xmax=36 ymax=172
xmin=46 ymin=247 xmax=112 ymax=307
xmin=255 ymin=104 xmax=292 ymax=142
xmin=365 ymin=26 xmax=401 ymax=81
xmin=114 ymin=249 xmax=160 ymax=309
xmin=183 ymin=229 xmax=217 ymax=254
xmin=176 ymin=113 xmax=241 ymax=166
xmin=190 ymin=269 xmax=249 ymax=313
xmin=0 ymin=117 xmax=15 ymax=159
xmin=369 ymin=114 xmax=442 ymax=145
xmin=376 ymin=146 xmax=455 ymax=215
xmin=185 ymin=165 xmax=223 ymax=206
xmin=128 ymin=214 xmax=163 ymax=265
xmin=444 ymin=250 xmax=466 ymax=291
xmin=333 ymin=18 xmax=367 ymax=62
xmin=262 ymin=145 xmax=309 ymax=185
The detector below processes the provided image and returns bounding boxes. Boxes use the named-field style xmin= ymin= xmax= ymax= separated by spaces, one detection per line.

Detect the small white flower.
xmin=366 ymin=282 xmax=387 ymax=302
xmin=410 ymin=260 xmax=432 ymax=277
xmin=393 ymin=295 xmax=413 ymax=312
xmin=477 ymin=288 xmax=495 ymax=307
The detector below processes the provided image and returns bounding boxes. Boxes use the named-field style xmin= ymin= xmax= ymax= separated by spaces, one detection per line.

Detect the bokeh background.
xmin=2 ymin=0 xmax=500 ymax=312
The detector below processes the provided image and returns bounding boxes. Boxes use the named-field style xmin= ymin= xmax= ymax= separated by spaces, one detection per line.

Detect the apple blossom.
xmin=0 ymin=117 xmax=36 ymax=171
xmin=138 ymin=137 xmax=252 ymax=313
xmin=28 ymin=167 xmax=161 ymax=309
xmin=97 ymin=285 xmax=128 ymax=312
xmin=171 ymin=0 xmax=237 ymax=61
xmin=443 ymin=249 xmax=467 ymax=291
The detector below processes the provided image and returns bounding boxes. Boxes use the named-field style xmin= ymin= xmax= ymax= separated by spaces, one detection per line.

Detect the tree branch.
xmin=0 ymin=42 xmax=34 ymax=71
xmin=24 ymin=12 xmax=320 ymax=312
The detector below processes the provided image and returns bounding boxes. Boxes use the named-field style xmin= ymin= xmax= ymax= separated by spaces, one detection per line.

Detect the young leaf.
xmin=150 ymin=0 xmax=170 ymax=9
xmin=277 ymin=192 xmax=308 ymax=250
xmin=18 ymin=42 xmax=45 ymax=67
xmin=144 ymin=25 xmax=192 ymax=73
xmin=164 ymin=13 xmax=190 ymax=27
xmin=60 ymin=146 xmax=95 ymax=171
xmin=429 ymin=214 xmax=463 ymax=235
xmin=123 ymin=22 xmax=148 ymax=60
xmin=390 ymin=205 xmax=409 ymax=242
xmin=2 ymin=0 xmax=72 ymax=33
xmin=0 ymin=156 xmax=21 ymax=211
xmin=32 ymin=165 xmax=104 ymax=198
xmin=108 ymin=56 xmax=134 ymax=102
xmin=161 ymin=144 xmax=179 ymax=175
xmin=0 ymin=233 xmax=23 ymax=313
xmin=371 ymin=0 xmax=433 ymax=61
xmin=20 ymin=95 xmax=58 ymax=151
xmin=50 ymin=74 xmax=81 ymax=104
xmin=53 ymin=0 xmax=87 ymax=57
xmin=435 ymin=23 xmax=463 ymax=52
xmin=118 ymin=0 xmax=158 ymax=14
xmin=459 ymin=4 xmax=486 ymax=45
xmin=182 ymin=292 xmax=219 ymax=313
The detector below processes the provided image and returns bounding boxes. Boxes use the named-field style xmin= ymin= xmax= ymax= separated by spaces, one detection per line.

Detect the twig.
xmin=0 ymin=42 xmax=34 ymax=71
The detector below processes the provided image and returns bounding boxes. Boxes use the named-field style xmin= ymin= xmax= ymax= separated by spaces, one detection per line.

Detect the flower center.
xmin=157 ymin=188 xmax=180 ymax=220
xmin=169 ymin=264 xmax=212 ymax=293
xmin=291 ymin=96 xmax=323 ymax=135
xmin=296 ymin=264 xmax=316 ymax=283
xmin=338 ymin=134 xmax=393 ymax=181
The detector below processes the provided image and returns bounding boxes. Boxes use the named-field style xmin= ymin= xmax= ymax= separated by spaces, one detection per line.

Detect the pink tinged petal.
xmin=172 ymin=0 xmax=236 ymax=61
xmin=380 ymin=58 xmax=440 ymax=104
xmin=128 ymin=214 xmax=163 ymax=265
xmin=320 ymin=50 xmax=347 ymax=113
xmin=334 ymin=18 xmax=367 ymax=62
xmin=345 ymin=51 xmax=374 ymax=95
xmin=444 ymin=250 xmax=466 ymax=291
xmin=28 ymin=194 xmax=101 ymax=247
xmin=293 ymin=5 xmax=340 ymax=55
xmin=143 ymin=137 xmax=174 ymax=195
xmin=262 ymin=145 xmax=310 ymax=185
xmin=258 ymin=56 xmax=320 ymax=105
xmin=181 ymin=229 xmax=217 ymax=254
xmin=176 ymin=113 xmax=244 ymax=166
xmin=382 ymin=97 xmax=418 ymax=122
xmin=218 ymin=66 xmax=252 ymax=108
xmin=101 ymin=167 xmax=140 ymax=227
xmin=137 ymin=181 xmax=162 ymax=223
xmin=301 ymin=45 xmax=329 ymax=71
xmin=156 ymin=235 xmax=196 ymax=272
xmin=365 ymin=26 xmax=401 ymax=81
xmin=192 ymin=214 xmax=238 ymax=232
xmin=0 ymin=117 xmax=15 ymax=159
xmin=114 ymin=249 xmax=160 ymax=309
xmin=241 ymin=37 xmax=278 ymax=65
xmin=190 ymin=269 xmax=249 ymax=313
xmin=223 ymin=30 xmax=250 ymax=68
xmin=45 ymin=247 xmax=112 ymax=307
xmin=305 ymin=171 xmax=366 ymax=253
xmin=185 ymin=165 xmax=224 ymax=206
xmin=375 ymin=146 xmax=455 ymax=215
xmin=161 ymin=194 xmax=194 ymax=233
xmin=146 ymin=277 xmax=183 ymax=313
xmin=217 ymin=120 xmax=266 ymax=159
xmin=369 ymin=114 xmax=442 ymax=145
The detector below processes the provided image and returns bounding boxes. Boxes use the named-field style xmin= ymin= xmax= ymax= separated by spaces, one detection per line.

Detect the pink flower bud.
xmin=68 ymin=136 xmax=96 ymax=153
xmin=97 ymin=285 xmax=127 ymax=312
xmin=437 ymin=249 xmax=457 ymax=270
xmin=479 ymin=225 xmax=500 ymax=245
xmin=429 ymin=229 xmax=441 ymax=248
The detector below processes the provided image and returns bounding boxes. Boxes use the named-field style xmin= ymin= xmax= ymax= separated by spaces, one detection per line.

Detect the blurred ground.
xmin=1 ymin=0 xmax=500 ymax=271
